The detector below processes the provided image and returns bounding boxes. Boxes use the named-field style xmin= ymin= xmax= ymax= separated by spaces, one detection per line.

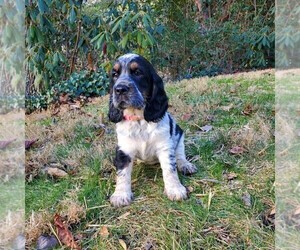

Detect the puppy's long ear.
xmin=144 ymin=71 xmax=168 ymax=122
xmin=108 ymin=83 xmax=123 ymax=123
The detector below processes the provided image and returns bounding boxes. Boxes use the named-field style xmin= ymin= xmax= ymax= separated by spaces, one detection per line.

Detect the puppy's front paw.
xmin=177 ymin=161 xmax=197 ymax=175
xmin=165 ymin=184 xmax=188 ymax=201
xmin=110 ymin=191 xmax=133 ymax=207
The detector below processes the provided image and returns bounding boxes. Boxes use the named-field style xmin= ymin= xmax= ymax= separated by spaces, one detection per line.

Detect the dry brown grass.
xmin=0 ymin=211 xmax=24 ymax=247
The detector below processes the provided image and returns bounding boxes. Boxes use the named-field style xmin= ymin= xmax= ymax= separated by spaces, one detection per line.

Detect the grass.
xmin=25 ymin=69 xmax=275 ymax=249
xmin=275 ymin=69 xmax=300 ymax=249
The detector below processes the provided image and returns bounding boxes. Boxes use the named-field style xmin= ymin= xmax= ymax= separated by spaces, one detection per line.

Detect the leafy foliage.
xmin=276 ymin=0 xmax=300 ymax=68
xmin=90 ymin=1 xmax=163 ymax=63
xmin=25 ymin=68 xmax=109 ymax=113
xmin=26 ymin=0 xmax=161 ymax=95
xmin=25 ymin=0 xmax=275 ymax=112
xmin=0 ymin=1 xmax=25 ymax=113
xmin=54 ymin=69 xmax=109 ymax=99
xmin=153 ymin=0 xmax=274 ymax=78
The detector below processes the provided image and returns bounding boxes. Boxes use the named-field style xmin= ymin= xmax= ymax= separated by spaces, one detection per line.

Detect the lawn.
xmin=25 ymin=69 xmax=275 ymax=249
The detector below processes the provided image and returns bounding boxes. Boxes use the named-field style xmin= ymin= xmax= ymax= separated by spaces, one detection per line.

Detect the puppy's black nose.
xmin=114 ymin=85 xmax=129 ymax=95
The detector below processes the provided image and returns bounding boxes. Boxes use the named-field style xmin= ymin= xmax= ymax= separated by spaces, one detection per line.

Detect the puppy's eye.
xmin=133 ymin=69 xmax=142 ymax=76
xmin=112 ymin=72 xmax=119 ymax=78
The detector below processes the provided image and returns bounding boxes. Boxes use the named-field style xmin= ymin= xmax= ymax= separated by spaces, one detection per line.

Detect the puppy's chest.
xmin=116 ymin=121 xmax=164 ymax=161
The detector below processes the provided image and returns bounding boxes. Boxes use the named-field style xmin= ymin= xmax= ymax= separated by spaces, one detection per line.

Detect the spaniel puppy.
xmin=108 ymin=53 xmax=197 ymax=207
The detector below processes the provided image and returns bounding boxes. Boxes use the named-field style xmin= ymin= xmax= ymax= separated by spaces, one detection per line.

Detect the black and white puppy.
xmin=108 ymin=53 xmax=197 ymax=207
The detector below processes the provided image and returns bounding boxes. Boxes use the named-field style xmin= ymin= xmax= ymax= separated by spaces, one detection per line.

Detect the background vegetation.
xmin=24 ymin=0 xmax=275 ymax=112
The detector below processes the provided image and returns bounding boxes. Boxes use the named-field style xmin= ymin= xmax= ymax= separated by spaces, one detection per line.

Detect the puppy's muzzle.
xmin=113 ymin=80 xmax=145 ymax=110
xmin=114 ymin=84 xmax=129 ymax=96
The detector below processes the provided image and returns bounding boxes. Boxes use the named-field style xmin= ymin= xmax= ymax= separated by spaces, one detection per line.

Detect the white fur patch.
xmin=118 ymin=53 xmax=139 ymax=60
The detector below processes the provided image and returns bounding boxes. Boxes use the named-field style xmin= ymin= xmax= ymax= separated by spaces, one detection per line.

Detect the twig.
xmin=48 ymin=222 xmax=62 ymax=247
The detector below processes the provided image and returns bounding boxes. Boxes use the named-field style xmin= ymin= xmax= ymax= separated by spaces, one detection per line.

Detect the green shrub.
xmin=53 ymin=69 xmax=109 ymax=98
xmin=25 ymin=68 xmax=109 ymax=113
xmin=0 ymin=95 xmax=25 ymax=114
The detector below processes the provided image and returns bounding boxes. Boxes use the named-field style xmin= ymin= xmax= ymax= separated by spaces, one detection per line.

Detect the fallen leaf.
xmin=25 ymin=139 xmax=37 ymax=150
xmin=36 ymin=235 xmax=59 ymax=250
xmin=241 ymin=192 xmax=251 ymax=207
xmin=229 ymin=146 xmax=245 ymax=155
xmin=118 ymin=212 xmax=130 ymax=220
xmin=51 ymin=108 xmax=60 ymax=116
xmin=0 ymin=139 xmax=16 ymax=149
xmin=54 ymin=214 xmax=81 ymax=250
xmin=69 ymin=103 xmax=81 ymax=110
xmin=186 ymin=186 xmax=194 ymax=194
xmin=200 ymin=125 xmax=213 ymax=132
xmin=182 ymin=113 xmax=192 ymax=121
xmin=221 ymin=103 xmax=234 ymax=111
xmin=119 ymin=239 xmax=127 ymax=250
xmin=99 ymin=226 xmax=109 ymax=238
xmin=46 ymin=167 xmax=68 ymax=178
xmin=59 ymin=93 xmax=69 ymax=104
xmin=223 ymin=172 xmax=238 ymax=181
xmin=242 ymin=104 xmax=253 ymax=116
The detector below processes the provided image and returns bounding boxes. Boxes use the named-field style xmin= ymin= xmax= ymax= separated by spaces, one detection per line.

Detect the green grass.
xmin=25 ymin=70 xmax=275 ymax=249
xmin=0 ymin=177 xmax=24 ymax=218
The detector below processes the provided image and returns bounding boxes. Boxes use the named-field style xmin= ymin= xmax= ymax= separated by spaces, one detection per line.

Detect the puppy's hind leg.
xmin=176 ymin=134 xmax=197 ymax=175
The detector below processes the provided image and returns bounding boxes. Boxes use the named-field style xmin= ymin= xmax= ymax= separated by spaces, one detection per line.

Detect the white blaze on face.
xmin=118 ymin=53 xmax=139 ymax=61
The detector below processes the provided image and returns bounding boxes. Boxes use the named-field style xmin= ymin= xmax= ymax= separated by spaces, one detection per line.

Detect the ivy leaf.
xmin=69 ymin=6 xmax=76 ymax=24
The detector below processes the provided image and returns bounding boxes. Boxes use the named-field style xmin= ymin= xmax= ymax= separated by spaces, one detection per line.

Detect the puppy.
xmin=108 ymin=53 xmax=197 ymax=207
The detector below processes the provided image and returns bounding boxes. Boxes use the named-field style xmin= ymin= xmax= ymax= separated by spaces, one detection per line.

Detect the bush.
xmin=25 ymin=68 xmax=109 ymax=113
xmin=53 ymin=69 xmax=109 ymax=98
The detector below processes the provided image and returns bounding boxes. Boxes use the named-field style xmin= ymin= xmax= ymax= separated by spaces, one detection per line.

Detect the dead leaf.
xmin=99 ymin=226 xmax=109 ymax=238
xmin=241 ymin=192 xmax=251 ymax=207
xmin=242 ymin=104 xmax=253 ymax=116
xmin=0 ymin=139 xmax=16 ymax=149
xmin=59 ymin=93 xmax=69 ymax=104
xmin=229 ymin=146 xmax=245 ymax=155
xmin=119 ymin=239 xmax=127 ymax=250
xmin=25 ymin=139 xmax=37 ymax=150
xmin=36 ymin=235 xmax=58 ymax=250
xmin=118 ymin=212 xmax=130 ymax=220
xmin=293 ymin=206 xmax=300 ymax=216
xmin=69 ymin=103 xmax=81 ymax=110
xmin=223 ymin=172 xmax=237 ymax=181
xmin=182 ymin=113 xmax=192 ymax=121
xmin=200 ymin=125 xmax=213 ymax=132
xmin=186 ymin=186 xmax=194 ymax=194
xmin=221 ymin=103 xmax=234 ymax=111
xmin=54 ymin=214 xmax=81 ymax=250
xmin=46 ymin=167 xmax=68 ymax=178
xmin=51 ymin=108 xmax=60 ymax=116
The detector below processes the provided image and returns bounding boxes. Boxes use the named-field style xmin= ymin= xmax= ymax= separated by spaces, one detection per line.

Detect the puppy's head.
xmin=108 ymin=53 xmax=168 ymax=123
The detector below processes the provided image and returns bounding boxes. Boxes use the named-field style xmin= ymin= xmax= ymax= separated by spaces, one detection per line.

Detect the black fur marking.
xmin=168 ymin=114 xmax=173 ymax=137
xmin=175 ymin=124 xmax=183 ymax=137
xmin=144 ymin=70 xmax=168 ymax=122
xmin=108 ymin=95 xmax=123 ymax=123
xmin=169 ymin=153 xmax=177 ymax=172
xmin=114 ymin=147 xmax=131 ymax=171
